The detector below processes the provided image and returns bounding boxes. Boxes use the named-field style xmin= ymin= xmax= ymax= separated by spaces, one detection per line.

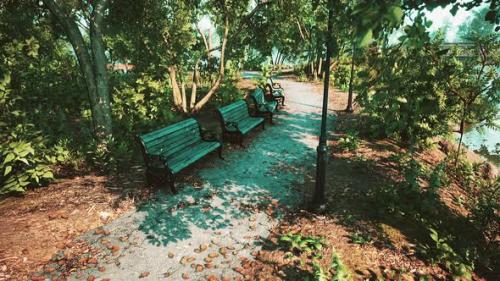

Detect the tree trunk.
xmin=43 ymin=0 xmax=113 ymax=141
xmin=190 ymin=59 xmax=200 ymax=109
xmin=191 ymin=16 xmax=229 ymax=113
xmin=168 ymin=66 xmax=183 ymax=111
xmin=90 ymin=0 xmax=113 ymax=138
xmin=317 ymin=57 xmax=323 ymax=79
xmin=346 ymin=41 xmax=356 ymax=113
xmin=455 ymin=104 xmax=467 ymax=166
xmin=181 ymin=81 xmax=187 ymax=113
xmin=311 ymin=61 xmax=316 ymax=80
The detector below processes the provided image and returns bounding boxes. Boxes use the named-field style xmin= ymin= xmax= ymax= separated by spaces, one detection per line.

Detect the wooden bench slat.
xmin=137 ymin=117 xmax=223 ymax=193
xmin=167 ymin=141 xmax=221 ymax=173
xmin=217 ymin=100 xmax=265 ymax=146
xmin=147 ymin=127 xmax=201 ymax=156
xmin=141 ymin=118 xmax=198 ymax=143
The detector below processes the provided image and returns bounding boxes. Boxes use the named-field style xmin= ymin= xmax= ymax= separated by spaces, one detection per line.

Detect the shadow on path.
xmin=138 ymin=111 xmax=323 ymax=246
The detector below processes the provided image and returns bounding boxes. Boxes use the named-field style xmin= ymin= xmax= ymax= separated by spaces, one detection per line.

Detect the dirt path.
xmin=34 ymin=79 xmax=338 ymax=280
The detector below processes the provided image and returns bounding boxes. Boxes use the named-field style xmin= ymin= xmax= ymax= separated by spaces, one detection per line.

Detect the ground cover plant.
xmin=0 ymin=0 xmax=498 ymax=280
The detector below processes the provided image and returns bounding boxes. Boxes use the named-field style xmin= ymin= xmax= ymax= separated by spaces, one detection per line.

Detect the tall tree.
xmin=42 ymin=0 xmax=113 ymax=141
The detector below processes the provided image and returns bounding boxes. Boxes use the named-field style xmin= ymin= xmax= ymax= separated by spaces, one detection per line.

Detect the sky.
xmin=424 ymin=4 xmax=478 ymax=42
xmin=198 ymin=3 xmax=484 ymax=45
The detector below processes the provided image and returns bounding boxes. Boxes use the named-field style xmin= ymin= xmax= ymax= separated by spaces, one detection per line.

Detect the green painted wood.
xmin=141 ymin=118 xmax=198 ymax=143
xmin=252 ymin=88 xmax=267 ymax=105
xmin=237 ymin=117 xmax=265 ymax=134
xmin=167 ymin=141 xmax=221 ymax=173
xmin=218 ymin=100 xmax=251 ymax=123
xmin=138 ymin=117 xmax=222 ymax=179
xmin=139 ymin=118 xmax=202 ymax=156
xmin=217 ymin=100 xmax=264 ymax=137
xmin=251 ymin=89 xmax=277 ymax=113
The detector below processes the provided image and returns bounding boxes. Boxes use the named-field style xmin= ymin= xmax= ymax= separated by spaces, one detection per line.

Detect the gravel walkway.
xmin=65 ymin=78 xmax=335 ymax=281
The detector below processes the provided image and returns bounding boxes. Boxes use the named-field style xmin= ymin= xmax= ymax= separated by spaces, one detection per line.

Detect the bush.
xmin=418 ymin=228 xmax=474 ymax=280
xmin=1 ymin=139 xmax=53 ymax=195
xmin=469 ymin=177 xmax=499 ymax=245
xmin=356 ymin=25 xmax=458 ymax=148
xmin=337 ymin=131 xmax=360 ymax=152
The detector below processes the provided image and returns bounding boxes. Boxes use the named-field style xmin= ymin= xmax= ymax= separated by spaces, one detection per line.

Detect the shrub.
xmin=356 ymin=24 xmax=458 ymax=148
xmin=1 ymin=139 xmax=53 ymax=195
xmin=337 ymin=131 xmax=360 ymax=152
xmin=469 ymin=177 xmax=499 ymax=245
xmin=418 ymin=228 xmax=474 ymax=281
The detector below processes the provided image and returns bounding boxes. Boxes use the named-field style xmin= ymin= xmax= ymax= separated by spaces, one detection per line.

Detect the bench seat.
xmin=266 ymin=77 xmax=285 ymax=106
xmin=164 ymin=141 xmax=221 ymax=174
xmin=251 ymin=88 xmax=278 ymax=124
xmin=225 ymin=117 xmax=265 ymax=134
xmin=138 ymin=118 xmax=222 ymax=193
xmin=217 ymin=100 xmax=265 ymax=146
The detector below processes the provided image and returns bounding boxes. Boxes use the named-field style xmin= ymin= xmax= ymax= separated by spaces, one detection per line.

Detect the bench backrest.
xmin=138 ymin=118 xmax=202 ymax=158
xmin=267 ymin=77 xmax=277 ymax=86
xmin=217 ymin=100 xmax=250 ymax=125
xmin=251 ymin=88 xmax=266 ymax=106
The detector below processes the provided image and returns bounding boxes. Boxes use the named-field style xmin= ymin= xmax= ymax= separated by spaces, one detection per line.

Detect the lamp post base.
xmin=313 ymin=143 xmax=328 ymax=206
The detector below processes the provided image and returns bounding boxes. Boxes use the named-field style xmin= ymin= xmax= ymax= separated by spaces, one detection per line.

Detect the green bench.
xmin=217 ymin=100 xmax=265 ymax=147
xmin=250 ymin=88 xmax=278 ymax=124
xmin=266 ymin=77 xmax=285 ymax=106
xmin=137 ymin=118 xmax=222 ymax=193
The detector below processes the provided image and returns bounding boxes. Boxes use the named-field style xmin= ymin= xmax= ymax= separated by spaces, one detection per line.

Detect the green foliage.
xmin=210 ymin=79 xmax=244 ymax=107
xmin=333 ymin=62 xmax=351 ymax=91
xmin=280 ymin=233 xmax=325 ymax=254
xmin=243 ymin=49 xmax=267 ymax=70
xmin=469 ymin=177 xmax=499 ymax=244
xmin=0 ymin=68 xmax=68 ymax=195
xmin=311 ymin=261 xmax=328 ymax=281
xmin=307 ymin=252 xmax=352 ymax=281
xmin=357 ymin=28 xmax=458 ymax=147
xmin=1 ymin=139 xmax=53 ymax=195
xmin=330 ymin=253 xmax=352 ymax=281
xmin=348 ymin=232 xmax=372 ymax=245
xmin=428 ymin=161 xmax=449 ymax=196
xmin=256 ymin=64 xmax=272 ymax=88
xmin=419 ymin=228 xmax=474 ymax=281
xmin=111 ymin=72 xmax=176 ymax=133
xmin=337 ymin=131 xmax=360 ymax=152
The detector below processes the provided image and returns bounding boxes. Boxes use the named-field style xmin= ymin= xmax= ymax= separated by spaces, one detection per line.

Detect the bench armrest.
xmin=272 ymin=82 xmax=282 ymax=89
xmin=225 ymin=121 xmax=240 ymax=131
xmin=200 ymin=129 xmax=220 ymax=142
xmin=145 ymin=153 xmax=165 ymax=168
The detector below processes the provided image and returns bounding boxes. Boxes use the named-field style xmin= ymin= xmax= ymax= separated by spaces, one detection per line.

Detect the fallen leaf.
xmin=206 ymin=275 xmax=219 ymax=281
xmin=208 ymin=253 xmax=219 ymax=258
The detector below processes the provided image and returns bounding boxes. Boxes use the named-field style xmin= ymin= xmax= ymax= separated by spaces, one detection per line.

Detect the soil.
xmin=0 ymin=75 xmax=497 ymax=281
xmin=0 ymin=168 xmax=156 ymax=280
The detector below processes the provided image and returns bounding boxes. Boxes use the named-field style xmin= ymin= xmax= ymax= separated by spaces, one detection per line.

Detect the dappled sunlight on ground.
xmin=30 ymin=77 xmax=336 ymax=280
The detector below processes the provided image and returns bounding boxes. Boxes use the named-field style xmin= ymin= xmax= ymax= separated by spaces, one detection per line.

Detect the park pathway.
xmin=66 ymin=78 xmax=335 ymax=280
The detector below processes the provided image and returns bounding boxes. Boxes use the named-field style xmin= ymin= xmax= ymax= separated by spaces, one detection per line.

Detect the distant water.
xmin=241 ymin=71 xmax=262 ymax=79
xmin=460 ymin=121 xmax=500 ymax=166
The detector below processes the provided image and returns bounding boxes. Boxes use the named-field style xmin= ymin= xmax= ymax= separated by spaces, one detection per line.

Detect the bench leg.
xmin=218 ymin=145 xmax=224 ymax=160
xmin=146 ymin=170 xmax=153 ymax=186
xmin=169 ymin=173 xmax=177 ymax=194
xmin=270 ymin=113 xmax=274 ymax=125
xmin=239 ymin=134 xmax=245 ymax=148
xmin=262 ymin=121 xmax=265 ymax=130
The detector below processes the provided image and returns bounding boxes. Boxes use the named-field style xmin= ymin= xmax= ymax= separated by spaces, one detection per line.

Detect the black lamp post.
xmin=313 ymin=0 xmax=334 ymax=206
